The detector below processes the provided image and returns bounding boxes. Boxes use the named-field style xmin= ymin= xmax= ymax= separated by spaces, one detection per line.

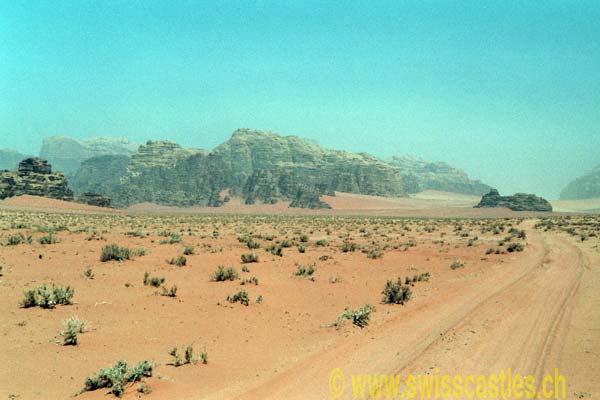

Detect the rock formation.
xmin=39 ymin=136 xmax=139 ymax=174
xmin=560 ymin=165 xmax=600 ymax=200
xmin=0 ymin=158 xmax=74 ymax=201
xmin=387 ymin=155 xmax=491 ymax=195
xmin=474 ymin=189 xmax=552 ymax=212
xmin=70 ymin=129 xmax=409 ymax=208
xmin=76 ymin=192 xmax=112 ymax=208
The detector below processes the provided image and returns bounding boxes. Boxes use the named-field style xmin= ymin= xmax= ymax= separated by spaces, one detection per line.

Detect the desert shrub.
xmin=298 ymin=244 xmax=306 ymax=253
xmin=101 ymin=244 xmax=131 ymax=262
xmin=299 ymin=234 xmax=309 ymax=243
xmin=133 ymin=248 xmax=148 ymax=257
xmin=83 ymin=268 xmax=95 ymax=279
xmin=315 ymin=239 xmax=329 ymax=247
xmin=183 ymin=245 xmax=195 ymax=255
xmin=295 ymin=263 xmax=315 ymax=279
xmin=240 ymin=276 xmax=259 ymax=286
xmin=83 ymin=360 xmax=153 ymax=397
xmin=168 ymin=255 xmax=187 ymax=267
xmin=143 ymin=272 xmax=165 ymax=287
xmin=161 ymin=285 xmax=178 ymax=297
xmin=341 ymin=241 xmax=359 ymax=252
xmin=160 ymin=233 xmax=182 ymax=244
xmin=60 ymin=316 xmax=86 ymax=346
xmin=200 ymin=349 xmax=208 ymax=364
xmin=280 ymin=239 xmax=294 ymax=248
xmin=256 ymin=295 xmax=263 ymax=304
xmin=241 ymin=253 xmax=259 ymax=263
xmin=137 ymin=382 xmax=152 ymax=394
xmin=241 ymin=265 xmax=250 ymax=272
xmin=381 ymin=279 xmax=412 ymax=305
xmin=366 ymin=248 xmax=384 ymax=259
xmin=227 ymin=290 xmax=250 ymax=306
xmin=212 ymin=266 xmax=239 ymax=281
xmin=6 ymin=233 xmax=32 ymax=246
xmin=507 ymin=242 xmax=524 ymax=252
xmin=330 ymin=305 xmax=375 ymax=329
xmin=485 ymin=248 xmax=494 ymax=255
xmin=450 ymin=260 xmax=464 ymax=269
xmin=246 ymin=239 xmax=260 ymax=249
xmin=21 ymin=285 xmax=74 ymax=309
xmin=38 ymin=233 xmax=59 ymax=245
xmin=169 ymin=345 xmax=195 ymax=366
xmin=267 ymin=244 xmax=283 ymax=257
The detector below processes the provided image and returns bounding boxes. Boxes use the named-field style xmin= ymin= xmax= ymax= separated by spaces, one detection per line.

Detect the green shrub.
xmin=101 ymin=244 xmax=131 ymax=262
xmin=507 ymin=242 xmax=524 ymax=252
xmin=381 ymin=279 xmax=412 ymax=305
xmin=299 ymin=234 xmax=309 ymax=243
xmin=241 ymin=253 xmax=259 ymax=263
xmin=246 ymin=239 xmax=260 ymax=249
xmin=143 ymin=272 xmax=165 ymax=287
xmin=227 ymin=290 xmax=250 ymax=306
xmin=6 ymin=233 xmax=32 ymax=246
xmin=161 ymin=285 xmax=178 ymax=297
xmin=240 ymin=276 xmax=259 ymax=286
xmin=315 ymin=239 xmax=329 ymax=247
xmin=183 ymin=245 xmax=195 ymax=255
xmin=331 ymin=305 xmax=375 ymax=329
xmin=295 ymin=263 xmax=315 ymax=279
xmin=38 ymin=233 xmax=59 ymax=245
xmin=83 ymin=360 xmax=153 ymax=397
xmin=341 ymin=241 xmax=359 ymax=252
xmin=83 ymin=268 xmax=95 ymax=279
xmin=21 ymin=285 xmax=74 ymax=309
xmin=212 ymin=266 xmax=239 ymax=281
xmin=169 ymin=345 xmax=195 ymax=366
xmin=450 ymin=260 xmax=464 ymax=269
xmin=298 ymin=244 xmax=306 ymax=253
xmin=60 ymin=316 xmax=86 ymax=346
xmin=168 ymin=255 xmax=187 ymax=267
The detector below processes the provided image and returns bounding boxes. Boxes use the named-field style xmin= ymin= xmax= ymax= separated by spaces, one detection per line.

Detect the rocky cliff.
xmin=39 ymin=136 xmax=139 ymax=174
xmin=474 ymin=189 xmax=552 ymax=212
xmin=560 ymin=165 xmax=600 ymax=200
xmin=387 ymin=155 xmax=491 ymax=195
xmin=70 ymin=129 xmax=408 ymax=208
xmin=0 ymin=158 xmax=74 ymax=201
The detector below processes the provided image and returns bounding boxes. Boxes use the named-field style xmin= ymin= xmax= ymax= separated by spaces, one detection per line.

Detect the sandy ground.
xmin=0 ymin=197 xmax=598 ymax=400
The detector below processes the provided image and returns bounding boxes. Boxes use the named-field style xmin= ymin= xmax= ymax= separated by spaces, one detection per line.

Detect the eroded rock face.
xmin=388 ymin=156 xmax=491 ymax=195
xmin=76 ymin=192 xmax=112 ymax=208
xmin=474 ymin=189 xmax=552 ymax=212
xmin=0 ymin=158 xmax=74 ymax=201
xmin=560 ymin=165 xmax=600 ymax=200
xmin=71 ymin=129 xmax=409 ymax=208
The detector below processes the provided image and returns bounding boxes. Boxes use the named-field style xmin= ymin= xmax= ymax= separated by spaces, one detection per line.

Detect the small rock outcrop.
xmin=474 ymin=189 xmax=552 ymax=212
xmin=76 ymin=192 xmax=112 ymax=208
xmin=0 ymin=158 xmax=74 ymax=201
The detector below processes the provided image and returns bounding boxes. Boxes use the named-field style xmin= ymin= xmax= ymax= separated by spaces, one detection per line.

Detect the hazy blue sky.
xmin=1 ymin=1 xmax=599 ymax=199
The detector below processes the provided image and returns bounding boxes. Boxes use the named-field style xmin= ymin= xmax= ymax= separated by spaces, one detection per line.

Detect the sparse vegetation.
xmin=101 ymin=244 xmax=131 ymax=262
xmin=83 ymin=360 xmax=154 ymax=397
xmin=227 ymin=290 xmax=250 ymax=306
xmin=241 ymin=253 xmax=259 ymax=263
xmin=59 ymin=316 xmax=86 ymax=346
xmin=212 ymin=266 xmax=239 ymax=281
xmin=21 ymin=285 xmax=74 ymax=309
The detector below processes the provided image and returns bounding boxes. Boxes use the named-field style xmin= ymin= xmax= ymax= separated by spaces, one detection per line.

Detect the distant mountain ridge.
xmin=387 ymin=155 xmax=491 ymax=196
xmin=0 ymin=149 xmax=33 ymax=170
xmin=39 ymin=136 xmax=139 ymax=174
xmin=5 ymin=129 xmax=495 ymax=208
xmin=560 ymin=165 xmax=600 ymax=200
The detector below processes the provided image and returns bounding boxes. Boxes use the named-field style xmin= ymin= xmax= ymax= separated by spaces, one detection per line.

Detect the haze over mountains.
xmin=0 ymin=129 xmax=496 ymax=208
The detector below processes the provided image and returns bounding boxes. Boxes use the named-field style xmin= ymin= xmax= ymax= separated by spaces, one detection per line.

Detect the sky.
xmin=1 ymin=0 xmax=599 ymax=199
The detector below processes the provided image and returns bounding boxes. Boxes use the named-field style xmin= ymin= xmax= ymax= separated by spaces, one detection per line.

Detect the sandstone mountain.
xmin=474 ymin=189 xmax=552 ymax=212
xmin=39 ymin=136 xmax=139 ymax=174
xmin=0 ymin=149 xmax=32 ymax=170
xmin=69 ymin=129 xmax=408 ymax=208
xmin=0 ymin=158 xmax=74 ymax=201
xmin=387 ymin=155 xmax=491 ymax=195
xmin=560 ymin=165 xmax=600 ymax=200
